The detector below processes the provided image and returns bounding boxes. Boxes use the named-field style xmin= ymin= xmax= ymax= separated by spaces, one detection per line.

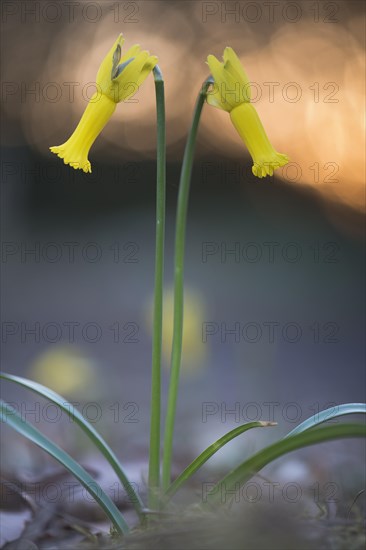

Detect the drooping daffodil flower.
xmin=207 ymin=47 xmax=289 ymax=178
xmin=50 ymin=34 xmax=158 ymax=173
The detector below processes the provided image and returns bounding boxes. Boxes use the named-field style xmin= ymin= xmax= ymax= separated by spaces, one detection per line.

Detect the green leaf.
xmin=1 ymin=400 xmax=129 ymax=535
xmin=202 ymin=423 xmax=366 ymax=508
xmin=286 ymin=403 xmax=366 ymax=438
xmin=0 ymin=372 xmax=144 ymax=518
xmin=166 ymin=421 xmax=276 ymax=499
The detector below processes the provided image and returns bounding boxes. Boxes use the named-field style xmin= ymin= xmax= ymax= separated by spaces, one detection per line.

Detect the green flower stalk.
xmin=162 ymin=78 xmax=213 ymax=491
xmin=148 ymin=65 xmax=166 ymax=509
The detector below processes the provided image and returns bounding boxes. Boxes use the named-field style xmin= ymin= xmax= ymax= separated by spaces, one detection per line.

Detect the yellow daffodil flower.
xmin=207 ymin=47 xmax=289 ymax=178
xmin=50 ymin=34 xmax=157 ymax=173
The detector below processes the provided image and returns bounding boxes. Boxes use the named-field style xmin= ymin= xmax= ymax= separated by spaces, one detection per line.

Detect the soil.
xmin=1 ymin=464 xmax=365 ymax=550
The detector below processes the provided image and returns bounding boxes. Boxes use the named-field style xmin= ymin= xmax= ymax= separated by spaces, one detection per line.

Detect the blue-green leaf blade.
xmin=202 ymin=423 xmax=366 ymax=508
xmin=0 ymin=371 xmax=143 ymax=517
xmin=166 ymin=421 xmax=276 ymax=499
xmin=1 ymin=399 xmax=129 ymax=535
xmin=286 ymin=403 xmax=366 ymax=438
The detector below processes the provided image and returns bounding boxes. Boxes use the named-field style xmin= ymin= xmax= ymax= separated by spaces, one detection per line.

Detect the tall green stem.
xmin=148 ymin=66 xmax=166 ymax=509
xmin=162 ymin=78 xmax=213 ymax=491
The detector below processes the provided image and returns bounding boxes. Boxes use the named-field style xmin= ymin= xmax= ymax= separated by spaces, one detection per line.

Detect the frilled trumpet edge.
xmin=230 ymin=102 xmax=289 ymax=178
xmin=50 ymin=92 xmax=116 ymax=173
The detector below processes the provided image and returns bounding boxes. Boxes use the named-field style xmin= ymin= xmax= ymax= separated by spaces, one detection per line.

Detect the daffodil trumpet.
xmin=50 ymin=34 xmax=158 ymax=173
xmin=207 ymin=47 xmax=289 ymax=178
xmin=50 ymin=93 xmax=116 ymax=173
xmin=231 ymin=102 xmax=289 ymax=178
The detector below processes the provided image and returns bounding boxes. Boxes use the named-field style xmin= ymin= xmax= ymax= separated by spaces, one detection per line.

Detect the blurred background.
xmin=1 ymin=0 xmax=365 ymax=524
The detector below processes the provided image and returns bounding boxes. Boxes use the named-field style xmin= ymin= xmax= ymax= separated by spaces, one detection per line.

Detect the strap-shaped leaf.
xmin=1 ymin=372 xmax=143 ymax=517
xmin=202 ymin=423 xmax=366 ymax=507
xmin=166 ymin=421 xmax=276 ymax=499
xmin=286 ymin=403 xmax=366 ymax=438
xmin=1 ymin=400 xmax=129 ymax=535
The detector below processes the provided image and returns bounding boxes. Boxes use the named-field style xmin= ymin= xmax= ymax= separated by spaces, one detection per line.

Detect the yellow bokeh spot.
xmin=147 ymin=288 xmax=207 ymax=376
xmin=29 ymin=346 xmax=97 ymax=397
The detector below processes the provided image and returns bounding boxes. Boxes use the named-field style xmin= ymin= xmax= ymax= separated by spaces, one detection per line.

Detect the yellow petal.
xmin=223 ymin=47 xmax=251 ymax=100
xmin=96 ymin=34 xmax=124 ymax=92
xmin=113 ymin=51 xmax=157 ymax=102
xmin=207 ymin=50 xmax=249 ymax=110
xmin=207 ymin=54 xmax=225 ymax=85
xmin=137 ymin=55 xmax=159 ymax=86
xmin=206 ymin=87 xmax=231 ymax=112
xmin=121 ymin=43 xmax=141 ymax=63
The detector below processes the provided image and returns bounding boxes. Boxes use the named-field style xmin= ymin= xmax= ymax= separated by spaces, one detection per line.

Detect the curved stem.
xmin=162 ymin=78 xmax=213 ymax=491
xmin=148 ymin=66 xmax=166 ymax=509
